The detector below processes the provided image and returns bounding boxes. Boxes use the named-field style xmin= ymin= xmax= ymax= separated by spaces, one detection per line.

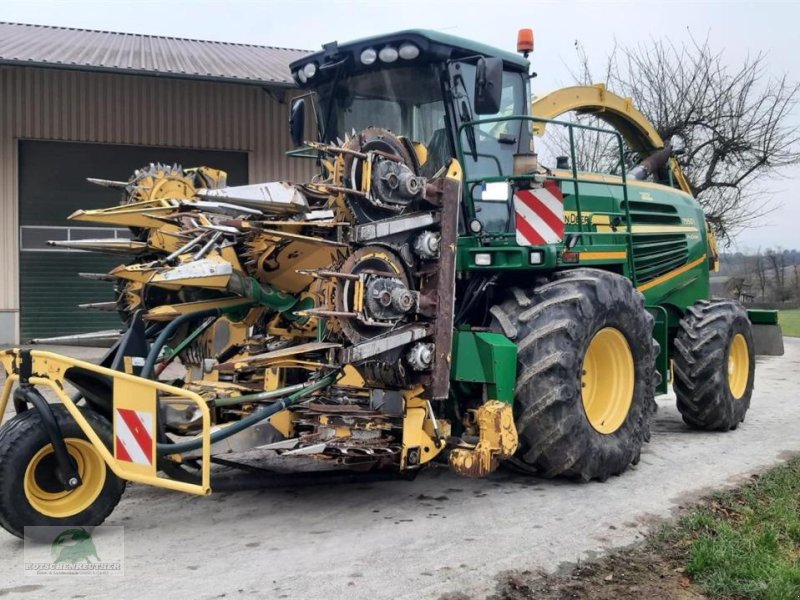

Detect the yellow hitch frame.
xmin=0 ymin=350 xmax=212 ymax=496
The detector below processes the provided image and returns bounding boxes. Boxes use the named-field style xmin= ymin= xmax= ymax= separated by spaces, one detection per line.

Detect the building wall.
xmin=0 ymin=66 xmax=314 ymax=343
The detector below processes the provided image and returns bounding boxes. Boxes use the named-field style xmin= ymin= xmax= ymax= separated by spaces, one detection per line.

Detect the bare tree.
xmin=765 ymin=247 xmax=793 ymax=301
xmin=552 ymin=36 xmax=800 ymax=242
xmin=725 ymin=276 xmax=746 ymax=301
xmin=794 ymin=264 xmax=800 ymax=301
xmin=535 ymin=42 xmax=623 ymax=175
xmin=752 ymin=249 xmax=768 ymax=299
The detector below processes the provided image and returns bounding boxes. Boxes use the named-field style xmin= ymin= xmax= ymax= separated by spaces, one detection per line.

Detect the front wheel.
xmin=0 ymin=404 xmax=125 ymax=538
xmin=490 ymin=269 xmax=658 ymax=482
xmin=673 ymin=299 xmax=755 ymax=430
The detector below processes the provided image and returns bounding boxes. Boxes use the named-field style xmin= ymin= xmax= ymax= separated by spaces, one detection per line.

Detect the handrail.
xmin=455 ymin=114 xmax=636 ymax=283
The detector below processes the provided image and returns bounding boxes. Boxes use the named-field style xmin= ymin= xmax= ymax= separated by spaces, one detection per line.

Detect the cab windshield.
xmin=316 ymin=64 xmax=450 ymax=176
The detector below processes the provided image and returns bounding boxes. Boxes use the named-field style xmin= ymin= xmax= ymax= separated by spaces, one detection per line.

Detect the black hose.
xmin=156 ymin=371 xmax=339 ymax=455
xmin=141 ymin=308 xmax=223 ymax=379
xmin=15 ymin=385 xmax=80 ymax=488
xmin=455 ymin=274 xmax=497 ymax=323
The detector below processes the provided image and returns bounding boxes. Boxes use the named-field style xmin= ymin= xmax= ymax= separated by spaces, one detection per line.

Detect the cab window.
xmin=453 ymin=63 xmax=527 ymax=232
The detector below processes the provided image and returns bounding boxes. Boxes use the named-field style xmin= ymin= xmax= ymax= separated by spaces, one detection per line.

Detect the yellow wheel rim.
xmin=728 ymin=333 xmax=750 ymax=400
xmin=23 ymin=439 xmax=106 ymax=518
xmin=581 ymin=327 xmax=635 ymax=434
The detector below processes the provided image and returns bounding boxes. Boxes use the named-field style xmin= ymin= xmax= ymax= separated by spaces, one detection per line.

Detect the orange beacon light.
xmin=517 ymin=29 xmax=534 ymax=57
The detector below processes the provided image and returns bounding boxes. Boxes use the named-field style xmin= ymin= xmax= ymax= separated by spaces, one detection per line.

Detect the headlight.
xmin=297 ymin=69 xmax=307 ymax=84
xmin=468 ymin=218 xmax=483 ymax=234
xmin=303 ymin=62 xmax=317 ymax=79
xmin=398 ymin=43 xmax=420 ymax=60
xmin=474 ymin=253 xmax=492 ymax=266
xmin=529 ymin=251 xmax=544 ymax=265
xmin=379 ymin=46 xmax=399 ymax=63
xmin=360 ymin=48 xmax=377 ymax=65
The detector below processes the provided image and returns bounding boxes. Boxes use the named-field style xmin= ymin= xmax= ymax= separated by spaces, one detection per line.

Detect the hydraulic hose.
xmin=157 ymin=371 xmax=339 ymax=455
xmin=226 ymin=272 xmax=298 ymax=315
xmin=142 ymin=307 xmax=223 ymax=379
xmin=212 ymin=382 xmax=308 ymax=408
xmin=142 ymin=277 xmax=300 ymax=380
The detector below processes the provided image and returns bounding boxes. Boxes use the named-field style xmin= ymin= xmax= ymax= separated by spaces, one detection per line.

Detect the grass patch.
xmin=486 ymin=458 xmax=800 ymax=600
xmin=778 ymin=309 xmax=800 ymax=337
xmin=669 ymin=458 xmax=800 ymax=599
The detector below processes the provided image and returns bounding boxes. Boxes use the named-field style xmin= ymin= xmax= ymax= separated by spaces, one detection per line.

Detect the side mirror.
xmin=289 ymin=98 xmax=306 ymax=147
xmin=474 ymin=57 xmax=503 ymax=115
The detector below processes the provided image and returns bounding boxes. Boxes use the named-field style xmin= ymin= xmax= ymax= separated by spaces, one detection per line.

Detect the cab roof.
xmin=289 ymin=29 xmax=530 ymax=76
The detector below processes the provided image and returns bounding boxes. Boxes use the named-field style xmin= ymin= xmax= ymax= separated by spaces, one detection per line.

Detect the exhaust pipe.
xmin=629 ymin=140 xmax=673 ymax=181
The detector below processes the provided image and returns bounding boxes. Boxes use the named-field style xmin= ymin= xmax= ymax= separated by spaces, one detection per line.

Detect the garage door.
xmin=19 ymin=141 xmax=248 ymax=341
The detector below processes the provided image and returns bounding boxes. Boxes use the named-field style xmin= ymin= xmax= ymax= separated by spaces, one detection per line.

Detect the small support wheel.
xmin=0 ymin=405 xmax=125 ymax=538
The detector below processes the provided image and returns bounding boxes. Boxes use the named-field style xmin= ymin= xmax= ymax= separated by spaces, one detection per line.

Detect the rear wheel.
xmin=0 ymin=405 xmax=125 ymax=538
xmin=490 ymin=269 xmax=658 ymax=481
xmin=673 ymin=299 xmax=755 ymax=430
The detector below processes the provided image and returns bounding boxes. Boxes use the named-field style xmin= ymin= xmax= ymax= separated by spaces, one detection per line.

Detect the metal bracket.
xmin=338 ymin=324 xmax=431 ymax=364
xmin=428 ymin=176 xmax=461 ymax=400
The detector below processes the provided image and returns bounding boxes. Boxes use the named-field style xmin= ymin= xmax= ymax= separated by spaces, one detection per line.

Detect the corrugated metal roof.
xmin=0 ymin=22 xmax=310 ymax=87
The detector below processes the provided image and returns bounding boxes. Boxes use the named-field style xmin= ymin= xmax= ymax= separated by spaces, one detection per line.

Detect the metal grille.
xmin=632 ymin=234 xmax=690 ymax=283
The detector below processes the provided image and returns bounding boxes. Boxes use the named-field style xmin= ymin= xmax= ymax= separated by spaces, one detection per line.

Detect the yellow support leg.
xmin=449 ymin=401 xmax=518 ymax=478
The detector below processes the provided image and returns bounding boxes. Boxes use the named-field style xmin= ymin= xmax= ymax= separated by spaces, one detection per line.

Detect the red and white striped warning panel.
xmin=513 ymin=181 xmax=565 ymax=246
xmin=114 ymin=408 xmax=154 ymax=466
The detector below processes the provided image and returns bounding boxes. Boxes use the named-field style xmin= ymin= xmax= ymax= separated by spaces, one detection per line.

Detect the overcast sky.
xmin=2 ymin=0 xmax=798 ymax=251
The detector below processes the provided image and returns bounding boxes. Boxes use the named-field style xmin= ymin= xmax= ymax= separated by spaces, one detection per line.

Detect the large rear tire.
xmin=0 ymin=405 xmax=125 ymax=538
xmin=490 ymin=269 xmax=657 ymax=481
xmin=673 ymin=299 xmax=755 ymax=431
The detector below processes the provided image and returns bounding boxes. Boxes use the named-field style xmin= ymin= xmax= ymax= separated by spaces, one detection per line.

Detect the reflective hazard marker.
xmin=114 ymin=408 xmax=154 ymax=466
xmin=514 ymin=181 xmax=565 ymax=246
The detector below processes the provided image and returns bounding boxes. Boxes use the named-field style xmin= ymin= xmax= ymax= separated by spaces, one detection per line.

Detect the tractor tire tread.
xmin=673 ymin=299 xmax=754 ymax=431
xmin=491 ymin=268 xmax=657 ymax=482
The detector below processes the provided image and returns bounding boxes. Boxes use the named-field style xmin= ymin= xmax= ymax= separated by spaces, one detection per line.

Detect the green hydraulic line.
xmin=226 ymin=272 xmax=308 ymax=322
xmin=146 ymin=274 xmax=306 ymax=380
xmin=157 ymin=371 xmax=339 ymax=455
xmin=212 ymin=382 xmax=308 ymax=407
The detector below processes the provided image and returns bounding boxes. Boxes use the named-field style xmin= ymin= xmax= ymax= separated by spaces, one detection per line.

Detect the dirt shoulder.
xmin=463 ymin=457 xmax=800 ymax=600
xmin=484 ymin=538 xmax=706 ymax=600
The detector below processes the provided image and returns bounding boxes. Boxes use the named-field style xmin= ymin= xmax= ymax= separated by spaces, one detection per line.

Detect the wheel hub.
xmin=728 ymin=333 xmax=749 ymax=399
xmin=24 ymin=439 xmax=107 ymax=519
xmin=581 ymin=327 xmax=635 ymax=434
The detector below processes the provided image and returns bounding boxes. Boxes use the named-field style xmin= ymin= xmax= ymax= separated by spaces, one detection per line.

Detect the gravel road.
xmin=1 ymin=339 xmax=798 ymax=599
